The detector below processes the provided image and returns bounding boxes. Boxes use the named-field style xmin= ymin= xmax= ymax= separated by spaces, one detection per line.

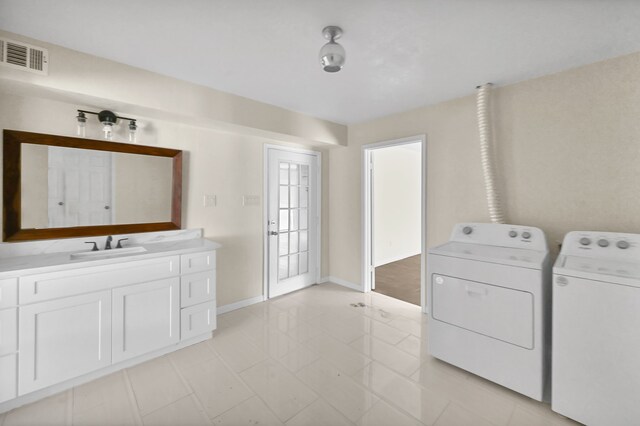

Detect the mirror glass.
xmin=21 ymin=144 xmax=173 ymax=229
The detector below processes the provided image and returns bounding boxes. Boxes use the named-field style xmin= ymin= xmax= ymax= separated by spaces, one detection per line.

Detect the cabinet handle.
xmin=465 ymin=285 xmax=487 ymax=296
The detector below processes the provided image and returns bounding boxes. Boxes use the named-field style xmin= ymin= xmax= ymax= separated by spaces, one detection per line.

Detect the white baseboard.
xmin=218 ymin=295 xmax=264 ymax=314
xmin=319 ymin=276 xmax=363 ymax=292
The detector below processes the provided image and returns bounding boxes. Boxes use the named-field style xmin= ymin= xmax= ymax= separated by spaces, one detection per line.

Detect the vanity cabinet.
xmin=18 ymin=291 xmax=112 ymax=395
xmin=0 ymin=244 xmax=218 ymax=412
xmin=112 ymin=278 xmax=180 ymax=363
xmin=0 ymin=278 xmax=18 ymax=403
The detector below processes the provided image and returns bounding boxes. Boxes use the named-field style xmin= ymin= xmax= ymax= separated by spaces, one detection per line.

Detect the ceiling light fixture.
xmin=76 ymin=109 xmax=139 ymax=142
xmin=319 ymin=26 xmax=345 ymax=73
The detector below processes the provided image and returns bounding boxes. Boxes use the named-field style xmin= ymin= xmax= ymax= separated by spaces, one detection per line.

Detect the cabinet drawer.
xmin=0 ymin=278 xmax=18 ymax=309
xmin=0 ymin=353 xmax=17 ymax=403
xmin=20 ymin=255 xmax=180 ymax=304
xmin=0 ymin=308 xmax=17 ymax=355
xmin=181 ymin=251 xmax=216 ymax=274
xmin=181 ymin=301 xmax=217 ymax=341
xmin=181 ymin=271 xmax=216 ymax=308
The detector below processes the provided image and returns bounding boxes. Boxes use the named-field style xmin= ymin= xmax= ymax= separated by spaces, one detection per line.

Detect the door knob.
xmin=269 ymin=231 xmax=279 ymax=236
xmin=58 ymin=201 xmax=64 ymax=206
xmin=104 ymin=206 xmax=110 ymax=210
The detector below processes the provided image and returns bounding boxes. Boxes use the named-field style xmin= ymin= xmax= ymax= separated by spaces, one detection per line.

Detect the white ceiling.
xmin=1 ymin=0 xmax=640 ymax=124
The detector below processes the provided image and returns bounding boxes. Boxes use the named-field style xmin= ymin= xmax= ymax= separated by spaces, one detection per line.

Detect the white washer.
xmin=553 ymin=231 xmax=640 ymax=426
xmin=428 ymin=223 xmax=551 ymax=401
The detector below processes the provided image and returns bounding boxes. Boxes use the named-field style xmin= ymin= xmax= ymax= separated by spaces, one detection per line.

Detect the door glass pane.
xmin=289 ymin=254 xmax=299 ymax=276
xmin=279 ymin=186 xmax=288 ymax=208
xmin=278 ymin=256 xmax=288 ymax=280
xmin=279 ymin=234 xmax=289 ymax=256
xmin=290 ymin=186 xmax=298 ymax=208
xmin=279 ymin=209 xmax=289 ymax=231
xmin=274 ymin=160 xmax=313 ymax=282
xmin=290 ymin=164 xmax=299 ymax=185
xmin=279 ymin=162 xmax=289 ymax=185
xmin=290 ymin=231 xmax=299 ymax=254
xmin=299 ymin=230 xmax=308 ymax=252
xmin=290 ymin=209 xmax=299 ymax=231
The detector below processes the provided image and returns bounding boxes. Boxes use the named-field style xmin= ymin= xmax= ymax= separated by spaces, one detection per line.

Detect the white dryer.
xmin=553 ymin=231 xmax=640 ymax=426
xmin=428 ymin=223 xmax=551 ymax=401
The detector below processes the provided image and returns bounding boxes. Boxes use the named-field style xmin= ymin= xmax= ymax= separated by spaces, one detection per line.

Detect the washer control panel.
xmin=562 ymin=231 xmax=640 ymax=260
xmin=450 ymin=223 xmax=548 ymax=251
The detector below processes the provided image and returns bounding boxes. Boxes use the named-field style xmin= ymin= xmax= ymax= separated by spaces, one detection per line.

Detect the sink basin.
xmin=70 ymin=246 xmax=147 ymax=259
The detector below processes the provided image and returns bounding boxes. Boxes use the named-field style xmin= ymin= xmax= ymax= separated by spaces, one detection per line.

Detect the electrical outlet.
xmin=203 ymin=194 xmax=216 ymax=207
xmin=242 ymin=195 xmax=260 ymax=206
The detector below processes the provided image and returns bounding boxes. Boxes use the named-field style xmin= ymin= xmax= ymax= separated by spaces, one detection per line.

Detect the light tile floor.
xmin=0 ymin=283 xmax=581 ymax=426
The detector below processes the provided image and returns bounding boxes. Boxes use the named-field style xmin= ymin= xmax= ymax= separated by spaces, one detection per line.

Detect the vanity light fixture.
xmin=319 ymin=26 xmax=346 ymax=73
xmin=76 ymin=109 xmax=139 ymax=142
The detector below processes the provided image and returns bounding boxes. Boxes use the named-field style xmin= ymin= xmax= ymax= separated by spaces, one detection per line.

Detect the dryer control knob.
xmin=462 ymin=226 xmax=473 ymax=235
xmin=597 ymin=239 xmax=609 ymax=247
xmin=579 ymin=237 xmax=591 ymax=246
xmin=522 ymin=231 xmax=531 ymax=239
xmin=617 ymin=240 xmax=630 ymax=249
xmin=508 ymin=230 xmax=518 ymax=238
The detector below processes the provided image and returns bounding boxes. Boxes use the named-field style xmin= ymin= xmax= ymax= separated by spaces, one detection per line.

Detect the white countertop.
xmin=0 ymin=238 xmax=221 ymax=278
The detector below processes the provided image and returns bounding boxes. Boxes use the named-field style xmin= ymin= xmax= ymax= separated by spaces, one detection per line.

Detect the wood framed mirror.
xmin=3 ymin=130 xmax=182 ymax=242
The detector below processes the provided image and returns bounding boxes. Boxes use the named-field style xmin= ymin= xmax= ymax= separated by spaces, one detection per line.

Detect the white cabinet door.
xmin=112 ymin=278 xmax=180 ymax=363
xmin=0 ymin=353 xmax=17 ymax=403
xmin=19 ymin=291 xmax=112 ymax=395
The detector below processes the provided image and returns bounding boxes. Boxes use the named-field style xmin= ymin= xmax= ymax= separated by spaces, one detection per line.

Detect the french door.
xmin=267 ymin=148 xmax=319 ymax=298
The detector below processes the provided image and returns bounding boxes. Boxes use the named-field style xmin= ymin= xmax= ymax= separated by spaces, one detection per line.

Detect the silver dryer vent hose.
xmin=476 ymin=83 xmax=505 ymax=224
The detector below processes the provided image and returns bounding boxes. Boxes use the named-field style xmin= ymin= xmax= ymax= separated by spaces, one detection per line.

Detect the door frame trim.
xmin=361 ymin=135 xmax=427 ymax=313
xmin=263 ymin=144 xmax=322 ymax=300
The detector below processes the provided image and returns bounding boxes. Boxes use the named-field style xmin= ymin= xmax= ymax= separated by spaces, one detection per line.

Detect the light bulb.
xmin=319 ymin=41 xmax=346 ymax=72
xmin=319 ymin=26 xmax=345 ymax=73
xmin=102 ymin=123 xmax=114 ymax=140
xmin=128 ymin=120 xmax=137 ymax=143
xmin=76 ymin=112 xmax=86 ymax=137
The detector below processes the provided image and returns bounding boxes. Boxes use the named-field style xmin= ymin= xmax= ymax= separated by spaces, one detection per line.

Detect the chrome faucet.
xmin=105 ymin=235 xmax=113 ymax=250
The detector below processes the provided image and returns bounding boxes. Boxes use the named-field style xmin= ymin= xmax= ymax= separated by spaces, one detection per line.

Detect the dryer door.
xmin=432 ymin=274 xmax=534 ymax=349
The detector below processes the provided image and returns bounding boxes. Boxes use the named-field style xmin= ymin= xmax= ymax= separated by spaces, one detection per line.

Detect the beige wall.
xmin=0 ymin=30 xmax=337 ymax=307
xmin=4 ymin=29 xmax=640 ymax=302
xmin=331 ymin=51 xmax=640 ymax=286
xmin=0 ymin=93 xmax=331 ymax=306
xmin=114 ymin=153 xmax=173 ymax=224
xmin=373 ymin=144 xmax=422 ymax=266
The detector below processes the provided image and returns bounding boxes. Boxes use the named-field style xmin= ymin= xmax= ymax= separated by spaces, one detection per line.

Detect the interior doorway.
xmin=362 ymin=136 xmax=426 ymax=311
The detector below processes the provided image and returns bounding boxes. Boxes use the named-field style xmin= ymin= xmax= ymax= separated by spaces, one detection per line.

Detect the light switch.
xmin=242 ymin=195 xmax=260 ymax=206
xmin=203 ymin=194 xmax=216 ymax=207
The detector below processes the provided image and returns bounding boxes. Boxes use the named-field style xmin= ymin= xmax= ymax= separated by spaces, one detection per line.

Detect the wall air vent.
xmin=0 ymin=38 xmax=48 ymax=75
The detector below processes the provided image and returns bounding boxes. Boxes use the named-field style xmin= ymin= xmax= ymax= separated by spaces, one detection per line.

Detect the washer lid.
xmin=428 ymin=241 xmax=548 ymax=269
xmin=555 ymin=255 xmax=640 ymax=287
